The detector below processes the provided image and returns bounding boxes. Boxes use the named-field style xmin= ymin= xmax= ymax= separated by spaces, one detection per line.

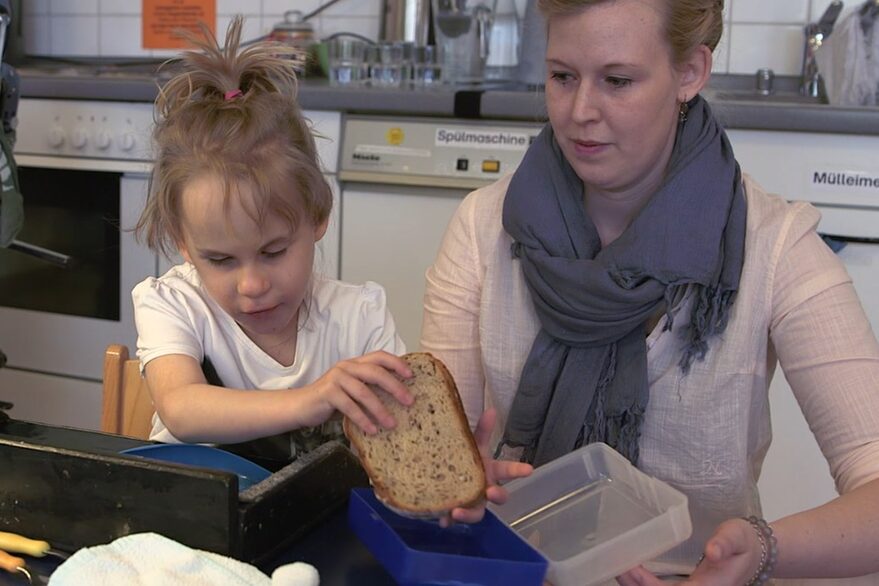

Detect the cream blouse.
xmin=421 ymin=173 xmax=879 ymax=574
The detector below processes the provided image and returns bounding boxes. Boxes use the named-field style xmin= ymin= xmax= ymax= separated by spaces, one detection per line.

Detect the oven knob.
xmin=96 ymin=130 xmax=112 ymax=150
xmin=120 ymin=133 xmax=136 ymax=152
xmin=71 ymin=128 xmax=88 ymax=149
xmin=48 ymin=126 xmax=65 ymax=148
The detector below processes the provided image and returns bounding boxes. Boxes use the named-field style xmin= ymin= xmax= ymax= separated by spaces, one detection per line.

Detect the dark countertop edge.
xmin=711 ymin=102 xmax=879 ymax=135
xmin=20 ymin=75 xmax=879 ymax=136
xmin=481 ymin=90 xmax=879 ymax=136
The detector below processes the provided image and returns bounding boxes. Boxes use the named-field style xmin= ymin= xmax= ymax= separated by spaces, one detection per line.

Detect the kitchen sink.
xmin=705 ymin=88 xmax=828 ymax=106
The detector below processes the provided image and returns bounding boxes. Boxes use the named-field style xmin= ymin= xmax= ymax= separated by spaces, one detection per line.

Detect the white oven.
xmin=0 ymin=99 xmax=342 ymax=431
xmin=0 ymin=98 xmax=156 ymax=429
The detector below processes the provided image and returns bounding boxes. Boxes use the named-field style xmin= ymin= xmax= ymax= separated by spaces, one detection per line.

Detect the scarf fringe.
xmin=588 ymin=343 xmax=618 ymax=443
xmin=583 ymin=342 xmax=645 ymax=465
xmin=678 ymin=284 xmax=737 ymax=373
xmin=586 ymin=405 xmax=645 ymax=464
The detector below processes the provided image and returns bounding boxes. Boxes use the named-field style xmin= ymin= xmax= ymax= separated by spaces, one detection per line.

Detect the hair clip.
xmin=224 ymin=88 xmax=243 ymax=101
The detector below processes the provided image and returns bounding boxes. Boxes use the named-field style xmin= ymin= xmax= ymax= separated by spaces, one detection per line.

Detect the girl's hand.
xmin=300 ymin=351 xmax=413 ymax=434
xmin=616 ymin=518 xmax=763 ymax=585
xmin=440 ymin=408 xmax=533 ymax=527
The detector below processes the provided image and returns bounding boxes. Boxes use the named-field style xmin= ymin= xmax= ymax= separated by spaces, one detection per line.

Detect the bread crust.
xmin=343 ymin=352 xmax=487 ymax=518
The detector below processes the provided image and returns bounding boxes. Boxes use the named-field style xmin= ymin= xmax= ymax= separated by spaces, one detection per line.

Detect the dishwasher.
xmin=727 ymin=128 xmax=879 ymax=523
xmin=338 ymin=115 xmax=542 ymax=349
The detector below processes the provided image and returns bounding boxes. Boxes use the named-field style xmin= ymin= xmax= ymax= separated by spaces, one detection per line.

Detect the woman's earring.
xmin=679 ymin=97 xmax=689 ymax=122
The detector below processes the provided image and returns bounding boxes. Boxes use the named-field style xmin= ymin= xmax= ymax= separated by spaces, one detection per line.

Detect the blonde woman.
xmin=423 ymin=0 xmax=879 ymax=583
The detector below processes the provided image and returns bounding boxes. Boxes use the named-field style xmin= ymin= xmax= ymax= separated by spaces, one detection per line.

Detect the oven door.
xmin=0 ymin=156 xmax=155 ymax=382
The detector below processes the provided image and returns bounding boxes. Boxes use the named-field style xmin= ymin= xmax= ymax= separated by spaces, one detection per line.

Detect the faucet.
xmin=801 ymin=1 xmax=844 ymax=97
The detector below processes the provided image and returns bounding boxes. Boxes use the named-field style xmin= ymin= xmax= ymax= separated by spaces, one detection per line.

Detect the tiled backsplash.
xmin=23 ymin=0 xmax=851 ymax=76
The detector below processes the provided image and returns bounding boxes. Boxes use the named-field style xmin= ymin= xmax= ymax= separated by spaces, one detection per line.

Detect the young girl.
xmin=132 ymin=17 xmax=413 ymax=460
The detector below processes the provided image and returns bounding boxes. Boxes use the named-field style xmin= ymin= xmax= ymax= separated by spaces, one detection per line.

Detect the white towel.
xmin=48 ymin=533 xmax=319 ymax=586
xmin=816 ymin=5 xmax=879 ymax=106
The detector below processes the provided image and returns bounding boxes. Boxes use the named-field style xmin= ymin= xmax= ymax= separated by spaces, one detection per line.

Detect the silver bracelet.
xmin=743 ymin=516 xmax=778 ymax=586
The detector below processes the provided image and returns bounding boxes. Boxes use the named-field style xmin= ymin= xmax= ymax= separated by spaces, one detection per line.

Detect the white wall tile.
xmin=217 ymin=0 xmax=262 ymax=15
xmin=263 ymin=1 xmax=332 ymax=23
xmin=148 ymin=47 xmax=180 ymax=58
xmin=23 ymin=0 xmax=50 ymax=16
xmin=217 ymin=14 xmax=265 ymax=45
xmin=99 ymin=15 xmax=144 ymax=56
xmin=99 ymin=0 xmax=142 ymax=15
xmin=20 ymin=0 xmax=821 ymax=82
xmin=712 ymin=25 xmax=731 ymax=74
xmin=323 ymin=0 xmax=382 ymax=18
xmin=732 ymin=0 xmax=808 ymax=23
xmin=22 ymin=14 xmax=51 ymax=55
xmin=50 ymin=15 xmax=99 ymax=55
xmin=317 ymin=15 xmax=379 ymax=42
xmin=49 ymin=0 xmax=99 ymax=15
xmin=728 ymin=23 xmax=804 ymax=75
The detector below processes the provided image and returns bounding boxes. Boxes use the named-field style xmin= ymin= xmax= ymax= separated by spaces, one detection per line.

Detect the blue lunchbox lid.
xmin=348 ymin=488 xmax=548 ymax=586
xmin=120 ymin=444 xmax=272 ymax=491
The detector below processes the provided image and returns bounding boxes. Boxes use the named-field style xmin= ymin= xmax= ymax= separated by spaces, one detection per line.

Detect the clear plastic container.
xmin=490 ymin=443 xmax=692 ymax=586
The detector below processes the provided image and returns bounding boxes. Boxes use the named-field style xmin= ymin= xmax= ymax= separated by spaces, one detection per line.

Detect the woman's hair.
xmin=537 ymin=0 xmax=724 ymax=64
xmin=136 ymin=16 xmax=332 ymax=257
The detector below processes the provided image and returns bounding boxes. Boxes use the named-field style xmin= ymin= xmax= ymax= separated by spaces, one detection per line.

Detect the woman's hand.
xmin=440 ymin=408 xmax=533 ymax=527
xmin=298 ymin=351 xmax=414 ymax=434
xmin=616 ymin=518 xmax=763 ymax=585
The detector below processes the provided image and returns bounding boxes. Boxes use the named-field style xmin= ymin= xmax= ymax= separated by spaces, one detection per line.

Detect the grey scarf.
xmin=499 ymin=95 xmax=746 ymax=467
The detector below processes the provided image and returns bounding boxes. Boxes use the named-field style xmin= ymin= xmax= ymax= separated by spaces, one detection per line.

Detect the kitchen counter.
xmin=16 ymin=61 xmax=879 ymax=135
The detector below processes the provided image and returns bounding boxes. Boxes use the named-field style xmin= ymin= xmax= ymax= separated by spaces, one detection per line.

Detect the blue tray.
xmin=120 ymin=444 xmax=272 ymax=491
xmin=348 ymin=488 xmax=548 ymax=586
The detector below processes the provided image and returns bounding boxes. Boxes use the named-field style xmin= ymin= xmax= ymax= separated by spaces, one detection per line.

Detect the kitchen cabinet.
xmin=0 ymin=368 xmax=101 ymax=430
xmin=339 ymin=183 xmax=466 ymax=350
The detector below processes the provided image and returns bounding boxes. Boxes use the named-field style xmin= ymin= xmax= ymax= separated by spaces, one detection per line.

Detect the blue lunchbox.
xmin=120 ymin=444 xmax=272 ymax=491
xmin=348 ymin=488 xmax=548 ymax=586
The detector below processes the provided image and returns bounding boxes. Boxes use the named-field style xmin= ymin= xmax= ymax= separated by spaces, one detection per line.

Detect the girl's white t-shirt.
xmin=132 ymin=264 xmax=406 ymax=443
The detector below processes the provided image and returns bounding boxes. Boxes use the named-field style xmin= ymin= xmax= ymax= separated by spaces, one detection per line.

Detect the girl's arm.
xmin=144 ymin=350 xmax=413 ymax=444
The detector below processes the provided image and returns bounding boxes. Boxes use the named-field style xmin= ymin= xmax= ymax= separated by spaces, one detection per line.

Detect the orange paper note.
xmin=142 ymin=0 xmax=216 ymax=49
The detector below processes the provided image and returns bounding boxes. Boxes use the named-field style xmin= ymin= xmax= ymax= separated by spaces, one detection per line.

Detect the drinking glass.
xmin=370 ymin=42 xmax=405 ymax=87
xmin=327 ymin=38 xmax=367 ymax=86
xmin=413 ymin=45 xmax=443 ymax=86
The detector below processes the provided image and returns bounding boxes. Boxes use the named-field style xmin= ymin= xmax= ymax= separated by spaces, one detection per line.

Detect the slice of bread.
xmin=343 ymin=352 xmax=487 ymax=518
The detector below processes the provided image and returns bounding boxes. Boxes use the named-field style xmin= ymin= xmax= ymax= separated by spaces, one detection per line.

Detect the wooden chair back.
xmin=101 ymin=344 xmax=153 ymax=439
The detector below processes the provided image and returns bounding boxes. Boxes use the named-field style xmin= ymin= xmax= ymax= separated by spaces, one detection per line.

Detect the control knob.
xmin=95 ymin=130 xmax=112 ymax=150
xmin=48 ymin=126 xmax=65 ymax=148
xmin=71 ymin=128 xmax=88 ymax=149
xmin=119 ymin=133 xmax=136 ymax=152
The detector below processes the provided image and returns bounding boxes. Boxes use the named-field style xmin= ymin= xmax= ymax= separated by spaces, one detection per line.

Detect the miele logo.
xmin=353 ymin=152 xmax=381 ymax=162
xmin=813 ymin=171 xmax=879 ymax=189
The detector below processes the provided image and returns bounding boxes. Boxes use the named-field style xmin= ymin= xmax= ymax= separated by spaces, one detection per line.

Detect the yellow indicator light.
xmin=482 ymin=160 xmax=500 ymax=173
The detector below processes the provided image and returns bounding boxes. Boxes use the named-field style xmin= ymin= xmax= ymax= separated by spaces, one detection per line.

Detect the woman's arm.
xmin=764 ymin=208 xmax=879 ymax=578
xmin=420 ymin=191 xmax=487 ymax=428
xmin=421 ymin=186 xmax=533 ymax=525
xmin=622 ymin=203 xmax=879 ymax=584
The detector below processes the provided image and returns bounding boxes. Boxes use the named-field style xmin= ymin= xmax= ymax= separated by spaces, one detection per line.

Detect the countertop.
xmin=14 ymin=60 xmax=879 ymax=135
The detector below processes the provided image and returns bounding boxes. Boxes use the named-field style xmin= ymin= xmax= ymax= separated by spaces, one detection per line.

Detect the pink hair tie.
xmin=224 ymin=88 xmax=243 ymax=101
